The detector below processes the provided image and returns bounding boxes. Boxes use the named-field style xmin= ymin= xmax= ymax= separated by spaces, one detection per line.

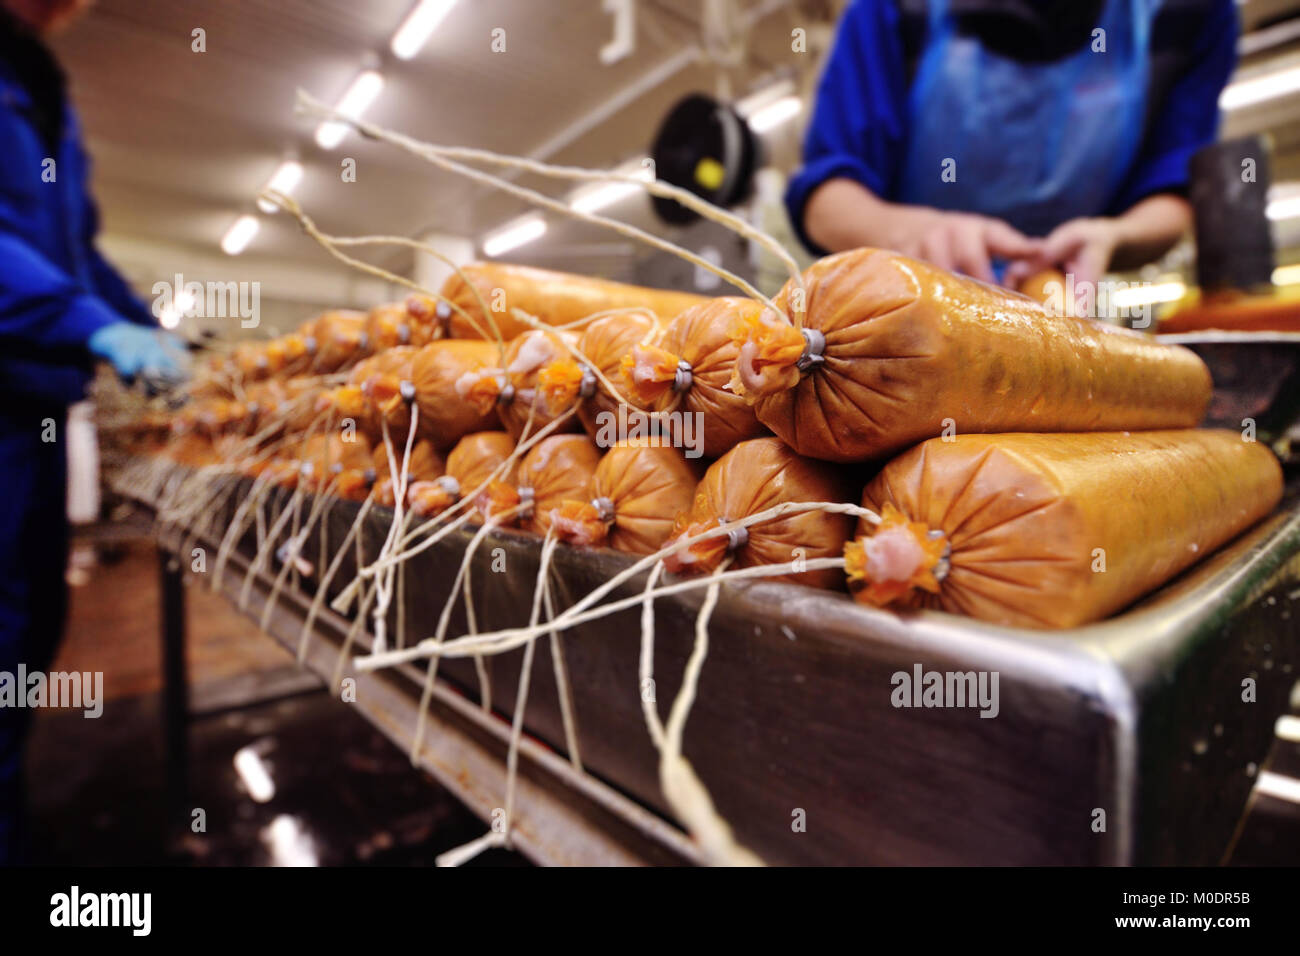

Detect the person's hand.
xmin=1005 ymin=217 xmax=1124 ymax=290
xmin=89 ymin=322 xmax=190 ymax=386
xmin=890 ymin=208 xmax=1041 ymax=285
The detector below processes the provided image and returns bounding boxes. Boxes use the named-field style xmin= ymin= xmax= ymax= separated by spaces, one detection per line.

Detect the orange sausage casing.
xmin=1016 ymin=269 xmax=1068 ymax=309
xmin=497 ymin=329 xmax=584 ymax=440
xmin=372 ymin=439 xmax=445 ymax=508
xmin=514 ymin=434 xmax=602 ymax=535
xmin=364 ymin=301 xmax=441 ymax=352
xmin=622 ymin=297 xmax=770 ymax=458
xmin=664 ymin=437 xmax=854 ymax=589
xmin=852 ymin=430 xmax=1283 ymax=628
xmin=308 ymin=310 xmax=369 ymax=373
xmin=438 ymin=263 xmax=707 ymax=341
xmin=400 ymin=340 xmax=501 ymax=448
xmin=407 ymin=430 xmax=517 ymax=519
xmin=550 ymin=442 xmax=703 ymax=554
xmin=734 ymin=249 xmax=1213 ymax=462
xmin=1158 ymin=291 xmax=1300 ymax=334
xmin=574 ymin=310 xmax=663 ymax=439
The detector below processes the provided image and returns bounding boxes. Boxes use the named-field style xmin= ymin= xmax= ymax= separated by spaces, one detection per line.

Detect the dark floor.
xmin=21 ymin=532 xmax=1300 ymax=866
xmin=26 ymin=535 xmax=525 ymax=867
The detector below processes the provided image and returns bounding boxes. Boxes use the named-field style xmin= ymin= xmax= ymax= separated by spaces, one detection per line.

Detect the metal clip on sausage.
xmin=517 ymin=485 xmax=536 ymax=519
xmin=796 ymin=328 xmax=825 ymax=373
xmin=719 ymin=516 xmax=748 ymax=552
xmin=928 ymin=529 xmax=952 ymax=583
xmin=593 ymin=496 xmax=616 ymax=524
xmin=496 ymin=374 xmax=516 ymax=406
xmin=436 ymin=475 xmax=461 ymax=500
xmin=672 ymin=359 xmax=693 ymax=393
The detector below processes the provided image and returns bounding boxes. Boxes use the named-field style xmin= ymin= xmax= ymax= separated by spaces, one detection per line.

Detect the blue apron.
xmin=896 ymin=0 xmax=1156 ymax=240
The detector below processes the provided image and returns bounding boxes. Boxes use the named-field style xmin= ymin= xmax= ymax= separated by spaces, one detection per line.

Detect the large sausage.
xmin=363 ymin=299 xmax=443 ymax=353
xmin=371 ymin=340 xmax=501 ymax=449
xmin=573 ymin=310 xmax=663 ymax=439
xmin=663 ymin=436 xmax=854 ymax=589
xmin=550 ymin=441 xmax=703 ymax=554
xmin=851 ymin=429 xmax=1283 ymax=628
xmin=730 ymin=249 xmax=1214 ymax=462
xmin=407 ymin=430 xmax=517 ymax=519
xmin=371 ymin=438 xmax=445 ymax=508
xmin=622 ymin=297 xmax=770 ymax=458
xmin=308 ymin=310 xmax=369 ymax=373
xmin=1159 ymin=291 xmax=1300 ymax=333
xmin=496 ymin=329 xmax=585 ymax=440
xmin=512 ymin=433 xmax=602 ymax=535
xmin=438 ymin=262 xmax=708 ymax=340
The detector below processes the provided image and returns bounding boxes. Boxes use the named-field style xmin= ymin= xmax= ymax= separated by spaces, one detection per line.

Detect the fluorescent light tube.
xmin=315 ymin=70 xmax=384 ymax=150
xmin=257 ymin=160 xmax=304 ymax=213
xmin=221 ymin=214 xmax=260 ymax=256
xmin=391 ymin=0 xmax=457 ymax=60
xmin=482 ymin=214 xmax=546 ymax=257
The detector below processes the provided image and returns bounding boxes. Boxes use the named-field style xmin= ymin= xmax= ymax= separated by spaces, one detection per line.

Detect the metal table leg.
xmin=157 ymin=545 xmax=189 ymax=819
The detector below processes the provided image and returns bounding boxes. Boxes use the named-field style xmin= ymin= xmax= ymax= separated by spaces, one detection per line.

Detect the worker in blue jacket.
xmin=0 ymin=0 xmax=186 ymax=863
xmin=787 ymin=0 xmax=1238 ymax=287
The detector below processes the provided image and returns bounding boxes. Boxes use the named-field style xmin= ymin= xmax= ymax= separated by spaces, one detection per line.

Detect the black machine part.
xmin=650 ymin=93 xmax=761 ymax=225
xmin=1191 ymin=135 xmax=1276 ymax=293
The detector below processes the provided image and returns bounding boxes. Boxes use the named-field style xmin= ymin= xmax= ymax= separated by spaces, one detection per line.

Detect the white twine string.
xmin=655 ymin=558 xmax=763 ymax=865
xmin=357 ymin=499 xmax=874 ymax=668
xmin=294 ymin=89 xmax=804 ymax=322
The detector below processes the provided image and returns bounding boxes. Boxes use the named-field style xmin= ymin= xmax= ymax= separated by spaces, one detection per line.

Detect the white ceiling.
xmin=51 ymin=0 xmax=815 ymax=289
xmin=46 ymin=0 xmax=1300 ymax=316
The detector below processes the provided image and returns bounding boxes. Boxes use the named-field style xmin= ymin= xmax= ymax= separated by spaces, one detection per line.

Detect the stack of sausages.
xmin=163 ymin=251 xmax=1284 ymax=629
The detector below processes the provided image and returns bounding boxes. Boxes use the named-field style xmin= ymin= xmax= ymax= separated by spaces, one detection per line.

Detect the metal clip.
xmin=928 ymin=529 xmax=952 ymax=583
xmin=672 ymin=359 xmax=693 ymax=393
xmin=796 ymin=328 xmax=826 ymax=373
xmin=720 ymin=517 xmax=748 ymax=551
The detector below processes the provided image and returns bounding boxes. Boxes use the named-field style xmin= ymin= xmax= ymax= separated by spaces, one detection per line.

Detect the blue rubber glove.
xmin=88 ymin=322 xmax=190 ymax=386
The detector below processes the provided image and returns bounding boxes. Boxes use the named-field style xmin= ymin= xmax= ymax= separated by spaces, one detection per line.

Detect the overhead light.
xmin=257 ymin=160 xmax=304 ymax=214
xmin=570 ymin=160 xmax=654 ymax=215
xmin=1273 ymin=263 xmax=1300 ymax=285
xmin=1110 ymin=280 xmax=1186 ymax=310
xmin=482 ymin=214 xmax=546 ymax=257
xmin=747 ymin=95 xmax=802 ymax=133
xmin=315 ymin=70 xmax=385 ymax=150
xmin=1267 ymin=194 xmax=1300 ymax=221
xmin=1220 ymin=63 xmax=1300 ymax=110
xmin=221 ymin=214 xmax=260 ymax=256
xmin=159 ymin=306 xmax=181 ymax=330
xmin=390 ymin=0 xmax=457 ymax=60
